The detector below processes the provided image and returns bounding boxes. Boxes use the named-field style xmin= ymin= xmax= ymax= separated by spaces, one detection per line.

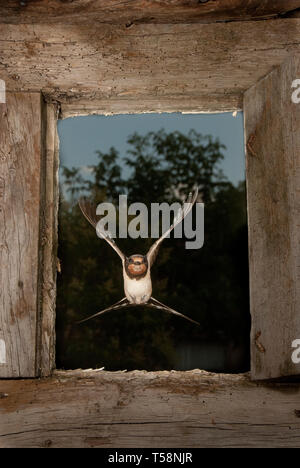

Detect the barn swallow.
xmin=78 ymin=189 xmax=200 ymax=326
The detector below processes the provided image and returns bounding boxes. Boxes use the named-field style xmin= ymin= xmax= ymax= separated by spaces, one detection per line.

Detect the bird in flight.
xmin=78 ymin=189 xmax=200 ymax=326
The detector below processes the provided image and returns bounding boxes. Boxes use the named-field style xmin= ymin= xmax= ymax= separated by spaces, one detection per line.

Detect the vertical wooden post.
xmin=0 ymin=93 xmax=42 ymax=377
xmin=244 ymin=55 xmax=300 ymax=380
xmin=36 ymin=103 xmax=59 ymax=377
xmin=0 ymin=93 xmax=57 ymax=377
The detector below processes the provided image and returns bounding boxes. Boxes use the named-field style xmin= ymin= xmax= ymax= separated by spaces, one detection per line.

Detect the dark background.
xmin=56 ymin=129 xmax=250 ymax=372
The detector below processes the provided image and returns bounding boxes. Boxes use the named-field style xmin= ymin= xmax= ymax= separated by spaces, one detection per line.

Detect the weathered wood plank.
xmin=0 ymin=0 xmax=299 ymax=25
xmin=244 ymin=55 xmax=300 ymax=380
xmin=36 ymin=103 xmax=59 ymax=377
xmin=0 ymin=370 xmax=299 ymax=448
xmin=0 ymin=93 xmax=42 ymax=378
xmin=1 ymin=20 xmax=300 ymax=112
xmin=60 ymin=95 xmax=243 ymax=118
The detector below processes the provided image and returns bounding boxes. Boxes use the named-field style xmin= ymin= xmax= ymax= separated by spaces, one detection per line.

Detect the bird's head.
xmin=125 ymin=254 xmax=148 ymax=279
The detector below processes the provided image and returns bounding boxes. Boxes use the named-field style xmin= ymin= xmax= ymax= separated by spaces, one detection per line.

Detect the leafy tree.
xmin=56 ymin=130 xmax=249 ymax=372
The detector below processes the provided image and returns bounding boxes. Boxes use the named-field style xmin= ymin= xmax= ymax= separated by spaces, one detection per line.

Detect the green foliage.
xmin=56 ymin=129 xmax=249 ymax=372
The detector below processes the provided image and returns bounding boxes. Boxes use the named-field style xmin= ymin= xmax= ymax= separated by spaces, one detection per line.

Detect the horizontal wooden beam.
xmin=0 ymin=370 xmax=300 ymax=448
xmin=60 ymin=95 xmax=243 ymax=118
xmin=1 ymin=0 xmax=300 ymax=25
xmin=1 ymin=19 xmax=300 ymax=113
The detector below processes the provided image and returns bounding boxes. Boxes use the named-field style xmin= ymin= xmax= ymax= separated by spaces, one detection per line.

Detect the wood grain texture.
xmin=0 ymin=369 xmax=300 ymax=448
xmin=1 ymin=20 xmax=300 ymax=112
xmin=36 ymin=103 xmax=59 ymax=377
xmin=244 ymin=55 xmax=300 ymax=380
xmin=60 ymin=96 xmax=243 ymax=118
xmin=0 ymin=0 xmax=300 ymax=25
xmin=0 ymin=93 xmax=42 ymax=378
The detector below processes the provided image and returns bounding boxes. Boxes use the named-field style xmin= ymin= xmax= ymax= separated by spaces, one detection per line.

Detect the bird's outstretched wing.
xmin=79 ymin=197 xmax=125 ymax=262
xmin=146 ymin=188 xmax=199 ymax=267
xmin=77 ymin=297 xmax=131 ymax=324
xmin=77 ymin=296 xmax=200 ymax=327
xmin=147 ymin=297 xmax=200 ymax=326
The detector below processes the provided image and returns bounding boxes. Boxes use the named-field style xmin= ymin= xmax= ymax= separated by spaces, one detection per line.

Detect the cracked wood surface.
xmin=0 ymin=0 xmax=300 ymax=25
xmin=1 ymin=20 xmax=300 ymax=112
xmin=244 ymin=55 xmax=300 ymax=380
xmin=0 ymin=95 xmax=56 ymax=378
xmin=36 ymin=103 xmax=58 ymax=377
xmin=0 ymin=369 xmax=300 ymax=448
xmin=0 ymin=93 xmax=42 ymax=378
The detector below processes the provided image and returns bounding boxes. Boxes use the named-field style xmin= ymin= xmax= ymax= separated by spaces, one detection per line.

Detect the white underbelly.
xmin=124 ymin=273 xmax=152 ymax=304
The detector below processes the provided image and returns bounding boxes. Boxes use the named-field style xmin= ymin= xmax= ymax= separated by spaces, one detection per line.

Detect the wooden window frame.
xmin=0 ymin=6 xmax=300 ymax=447
xmin=2 ymin=51 xmax=299 ymax=381
xmin=56 ymin=56 xmax=300 ymax=382
xmin=1 ymin=53 xmax=300 ymax=380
